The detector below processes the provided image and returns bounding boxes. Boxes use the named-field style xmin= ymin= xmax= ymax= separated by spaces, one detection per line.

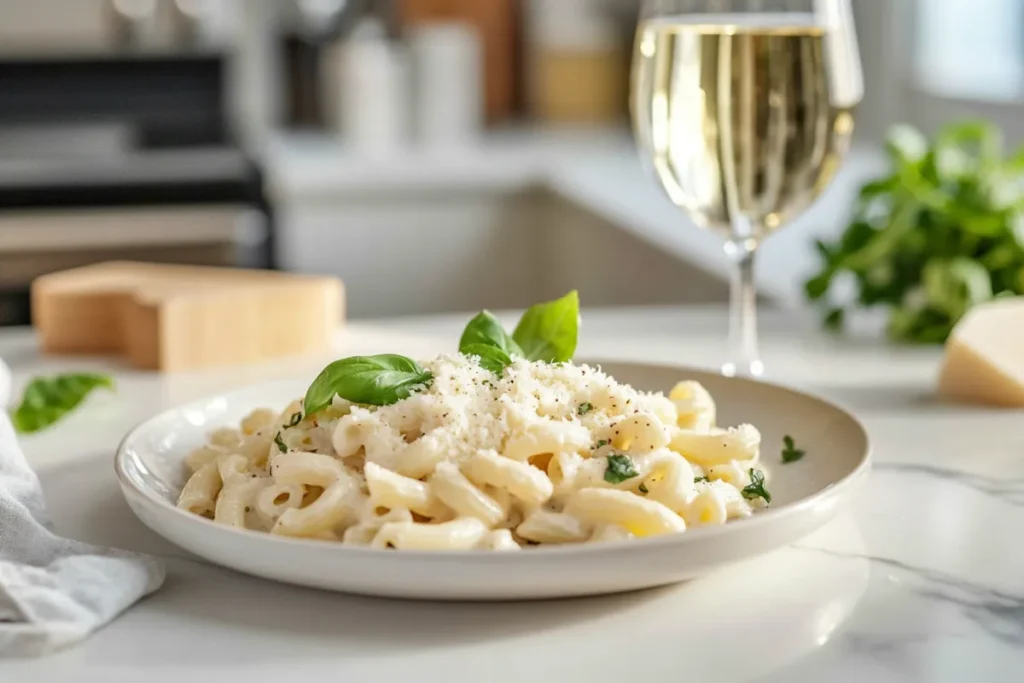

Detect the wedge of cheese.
xmin=937 ymin=298 xmax=1024 ymax=407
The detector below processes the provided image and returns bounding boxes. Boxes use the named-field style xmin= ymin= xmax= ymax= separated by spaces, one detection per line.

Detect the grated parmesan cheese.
xmin=332 ymin=355 xmax=678 ymax=471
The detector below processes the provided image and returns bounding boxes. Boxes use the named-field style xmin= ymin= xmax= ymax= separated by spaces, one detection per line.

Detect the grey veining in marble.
xmin=875 ymin=463 xmax=1024 ymax=506
xmin=803 ymin=546 xmax=1024 ymax=648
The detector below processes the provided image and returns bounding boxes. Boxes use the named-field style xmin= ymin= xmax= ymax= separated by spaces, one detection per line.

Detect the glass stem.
xmin=724 ymin=239 xmax=763 ymax=377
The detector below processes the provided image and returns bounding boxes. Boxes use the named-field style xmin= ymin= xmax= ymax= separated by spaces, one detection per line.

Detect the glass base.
xmin=721 ymin=359 xmax=765 ymax=378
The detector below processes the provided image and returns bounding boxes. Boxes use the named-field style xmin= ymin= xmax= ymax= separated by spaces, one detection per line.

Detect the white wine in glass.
xmin=631 ymin=0 xmax=863 ymax=376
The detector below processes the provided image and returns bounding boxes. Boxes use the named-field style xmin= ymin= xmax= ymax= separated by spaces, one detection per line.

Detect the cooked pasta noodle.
xmin=178 ymin=357 xmax=768 ymax=549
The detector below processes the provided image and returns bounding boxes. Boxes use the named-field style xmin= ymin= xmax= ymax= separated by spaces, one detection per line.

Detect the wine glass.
xmin=630 ymin=0 xmax=863 ymax=376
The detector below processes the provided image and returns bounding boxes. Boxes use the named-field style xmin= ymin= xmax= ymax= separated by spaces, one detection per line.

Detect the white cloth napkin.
xmin=0 ymin=358 xmax=165 ymax=657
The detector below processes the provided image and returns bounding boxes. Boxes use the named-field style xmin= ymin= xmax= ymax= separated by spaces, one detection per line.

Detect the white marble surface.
xmin=263 ymin=128 xmax=888 ymax=307
xmin=2 ymin=306 xmax=1023 ymax=682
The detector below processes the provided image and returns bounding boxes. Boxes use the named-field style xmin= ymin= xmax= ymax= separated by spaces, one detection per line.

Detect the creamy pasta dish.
xmin=177 ymin=292 xmax=770 ymax=550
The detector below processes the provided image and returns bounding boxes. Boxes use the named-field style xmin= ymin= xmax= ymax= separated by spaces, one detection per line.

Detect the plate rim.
xmin=115 ymin=360 xmax=872 ymax=561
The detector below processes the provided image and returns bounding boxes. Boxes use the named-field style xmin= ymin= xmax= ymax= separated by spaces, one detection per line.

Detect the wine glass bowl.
xmin=630 ymin=0 xmax=863 ymax=376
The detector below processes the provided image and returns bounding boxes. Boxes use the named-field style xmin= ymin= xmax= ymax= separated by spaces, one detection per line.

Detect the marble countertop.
xmin=2 ymin=306 xmax=1022 ymax=682
xmin=262 ymin=128 xmax=888 ymax=307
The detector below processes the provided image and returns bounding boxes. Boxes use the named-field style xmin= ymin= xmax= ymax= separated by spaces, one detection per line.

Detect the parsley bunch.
xmin=806 ymin=121 xmax=1024 ymax=344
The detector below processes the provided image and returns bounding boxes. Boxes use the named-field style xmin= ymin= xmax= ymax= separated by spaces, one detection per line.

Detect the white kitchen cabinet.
xmin=276 ymin=190 xmax=546 ymax=318
xmin=275 ymin=186 xmax=728 ymax=318
xmin=263 ymin=129 xmax=815 ymax=318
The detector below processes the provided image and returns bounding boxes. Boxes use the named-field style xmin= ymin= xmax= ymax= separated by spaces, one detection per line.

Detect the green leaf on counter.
xmin=11 ymin=373 xmax=114 ymax=434
xmin=303 ymin=354 xmax=433 ymax=414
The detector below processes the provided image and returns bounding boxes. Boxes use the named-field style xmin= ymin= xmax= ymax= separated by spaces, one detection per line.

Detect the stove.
xmin=0 ymin=51 xmax=271 ymax=326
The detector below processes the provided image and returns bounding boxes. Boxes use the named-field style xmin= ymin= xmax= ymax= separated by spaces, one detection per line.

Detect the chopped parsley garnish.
xmin=284 ymin=411 xmax=303 ymax=428
xmin=604 ymin=454 xmax=639 ymax=484
xmin=577 ymin=402 xmax=594 ymax=416
xmin=638 ymin=483 xmax=649 ymax=494
xmin=694 ymin=476 xmax=709 ymax=484
xmin=741 ymin=469 xmax=771 ymax=504
xmin=781 ymin=435 xmax=805 ymax=463
xmin=594 ymin=439 xmax=609 ymax=449
xmin=274 ymin=432 xmax=288 ymax=453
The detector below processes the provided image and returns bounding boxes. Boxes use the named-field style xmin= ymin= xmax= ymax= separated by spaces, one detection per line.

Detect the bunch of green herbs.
xmin=805 ymin=121 xmax=1024 ymax=343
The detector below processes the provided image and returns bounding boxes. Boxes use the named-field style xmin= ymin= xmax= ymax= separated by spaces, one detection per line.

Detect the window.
xmin=914 ymin=0 xmax=1024 ymax=101
xmin=856 ymin=0 xmax=1024 ymax=143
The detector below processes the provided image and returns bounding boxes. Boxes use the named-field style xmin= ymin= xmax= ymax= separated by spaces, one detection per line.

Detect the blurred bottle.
xmin=324 ymin=16 xmax=409 ymax=154
xmin=408 ymin=22 xmax=482 ymax=147
xmin=170 ymin=0 xmax=237 ymax=48
xmin=398 ymin=0 xmax=519 ymax=125
xmin=109 ymin=0 xmax=175 ymax=49
xmin=527 ymin=0 xmax=624 ymax=123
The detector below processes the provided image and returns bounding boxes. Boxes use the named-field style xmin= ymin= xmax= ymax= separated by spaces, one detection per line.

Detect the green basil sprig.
xmin=805 ymin=120 xmax=1024 ymax=344
xmin=458 ymin=291 xmax=580 ymax=374
xmin=303 ymin=354 xmax=432 ymax=414
xmin=460 ymin=343 xmax=515 ymax=375
xmin=304 ymin=292 xmax=582 ymax=414
xmin=459 ymin=311 xmax=523 ymax=358
xmin=458 ymin=310 xmax=524 ymax=374
xmin=513 ymin=290 xmax=579 ymax=362
xmin=11 ymin=373 xmax=114 ymax=434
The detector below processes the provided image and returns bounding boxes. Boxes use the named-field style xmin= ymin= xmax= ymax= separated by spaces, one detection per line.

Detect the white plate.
xmin=115 ymin=361 xmax=870 ymax=600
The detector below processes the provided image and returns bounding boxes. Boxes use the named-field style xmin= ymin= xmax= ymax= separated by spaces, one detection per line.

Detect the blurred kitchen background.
xmin=0 ymin=0 xmax=1019 ymax=324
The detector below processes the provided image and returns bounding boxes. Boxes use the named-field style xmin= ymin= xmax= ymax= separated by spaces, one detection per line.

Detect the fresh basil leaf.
xmin=806 ymin=121 xmax=1024 ymax=345
xmin=11 ymin=373 xmax=114 ymax=434
xmin=923 ymin=257 xmax=992 ymax=318
xmin=741 ymin=469 xmax=772 ymax=504
xmin=604 ymin=454 xmax=638 ymax=484
xmin=459 ymin=311 xmax=523 ymax=358
xmin=885 ymin=124 xmax=928 ymax=166
xmin=462 ymin=343 xmax=514 ymax=375
xmin=857 ymin=177 xmax=897 ymax=203
xmin=935 ymin=119 xmax=1001 ymax=168
xmin=1008 ymin=213 xmax=1024 ymax=250
xmin=804 ymin=272 xmax=832 ymax=301
xmin=303 ymin=354 xmax=432 ymax=414
xmin=512 ymin=290 xmax=580 ymax=362
xmin=823 ymin=308 xmax=844 ymax=332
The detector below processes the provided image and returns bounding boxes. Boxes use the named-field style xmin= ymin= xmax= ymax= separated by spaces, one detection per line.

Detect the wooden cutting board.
xmin=32 ymin=261 xmax=344 ymax=371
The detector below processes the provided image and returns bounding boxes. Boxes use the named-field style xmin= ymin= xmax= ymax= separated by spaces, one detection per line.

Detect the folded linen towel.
xmin=0 ymin=358 xmax=165 ymax=657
